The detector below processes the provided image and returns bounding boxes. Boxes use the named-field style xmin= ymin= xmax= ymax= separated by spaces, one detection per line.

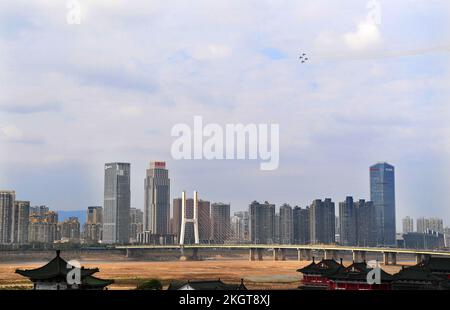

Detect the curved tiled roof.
xmin=297 ymin=259 xmax=343 ymax=276
xmin=167 ymin=279 xmax=246 ymax=290
xmin=328 ymin=262 xmax=393 ymax=282
xmin=15 ymin=250 xmax=98 ymax=281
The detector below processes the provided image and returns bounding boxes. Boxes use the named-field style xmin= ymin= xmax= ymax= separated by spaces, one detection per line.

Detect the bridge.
xmin=115 ymin=244 xmax=450 ymax=265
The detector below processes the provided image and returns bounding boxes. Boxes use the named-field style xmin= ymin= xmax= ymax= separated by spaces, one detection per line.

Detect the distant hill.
xmin=56 ymin=210 xmax=86 ymax=226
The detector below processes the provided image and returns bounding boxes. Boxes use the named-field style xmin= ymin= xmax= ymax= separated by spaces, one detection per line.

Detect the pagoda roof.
xmin=297 ymin=259 xmax=343 ymax=276
xmin=328 ymin=262 xmax=394 ymax=282
xmin=421 ymin=257 xmax=450 ymax=273
xmin=167 ymin=279 xmax=247 ymax=290
xmin=393 ymin=265 xmax=444 ymax=282
xmin=15 ymin=250 xmax=99 ymax=281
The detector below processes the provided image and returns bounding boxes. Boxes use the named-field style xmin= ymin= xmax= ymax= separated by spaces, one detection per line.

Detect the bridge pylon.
xmin=179 ymin=190 xmax=200 ymax=245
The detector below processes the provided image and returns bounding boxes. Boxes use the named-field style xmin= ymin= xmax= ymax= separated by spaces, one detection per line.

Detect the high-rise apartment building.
xmin=210 ymin=203 xmax=230 ymax=243
xmin=0 ymin=190 xmax=15 ymax=244
xmin=12 ymin=200 xmax=30 ymax=244
xmin=84 ymin=206 xmax=103 ymax=244
xmin=338 ymin=197 xmax=376 ymax=247
xmin=249 ymin=201 xmax=275 ymax=244
xmin=417 ymin=217 xmax=444 ymax=234
xmin=130 ymin=208 xmax=144 ymax=243
xmin=231 ymin=211 xmax=249 ymax=242
xmin=274 ymin=213 xmax=280 ymax=243
xmin=370 ymin=162 xmax=396 ymax=246
xmin=428 ymin=218 xmax=444 ymax=234
xmin=417 ymin=217 xmax=429 ymax=233
xmin=58 ymin=217 xmax=80 ymax=241
xmin=339 ymin=196 xmax=356 ymax=246
xmin=293 ymin=206 xmax=310 ymax=244
xmin=144 ymin=161 xmax=170 ymax=235
xmin=402 ymin=216 xmax=414 ymax=234
xmin=103 ymin=162 xmax=131 ymax=244
xmin=279 ymin=204 xmax=293 ymax=244
xmin=29 ymin=207 xmax=58 ymax=243
xmin=355 ymin=199 xmax=377 ymax=247
xmin=310 ymin=198 xmax=335 ymax=244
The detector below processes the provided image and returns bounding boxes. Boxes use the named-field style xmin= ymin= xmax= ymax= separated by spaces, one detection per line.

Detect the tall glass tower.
xmin=103 ymin=162 xmax=131 ymax=244
xmin=144 ymin=161 xmax=170 ymax=235
xmin=370 ymin=162 xmax=396 ymax=246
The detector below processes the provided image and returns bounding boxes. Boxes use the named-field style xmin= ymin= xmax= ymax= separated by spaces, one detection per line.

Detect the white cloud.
xmin=118 ymin=105 xmax=143 ymax=116
xmin=343 ymin=18 xmax=381 ymax=50
xmin=0 ymin=1 xmax=449 ymax=223
xmin=191 ymin=44 xmax=232 ymax=60
xmin=0 ymin=125 xmax=44 ymax=144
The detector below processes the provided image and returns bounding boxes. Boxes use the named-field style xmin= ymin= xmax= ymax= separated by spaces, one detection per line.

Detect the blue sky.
xmin=0 ymin=1 xmax=450 ymax=229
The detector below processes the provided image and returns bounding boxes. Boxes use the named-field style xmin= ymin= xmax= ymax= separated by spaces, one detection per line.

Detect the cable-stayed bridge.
xmin=115 ymin=244 xmax=450 ymax=265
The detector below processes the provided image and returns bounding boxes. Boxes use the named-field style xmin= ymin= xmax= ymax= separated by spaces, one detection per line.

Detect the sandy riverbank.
xmin=0 ymin=259 xmax=404 ymax=290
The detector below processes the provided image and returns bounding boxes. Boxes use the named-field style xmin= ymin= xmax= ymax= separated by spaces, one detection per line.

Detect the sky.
xmin=0 ymin=1 xmax=450 ymax=228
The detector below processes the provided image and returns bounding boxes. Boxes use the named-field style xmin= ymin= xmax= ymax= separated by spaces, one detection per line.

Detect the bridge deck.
xmin=115 ymin=244 xmax=450 ymax=256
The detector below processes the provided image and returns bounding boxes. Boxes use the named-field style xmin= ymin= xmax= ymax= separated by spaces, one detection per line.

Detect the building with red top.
xmin=327 ymin=261 xmax=393 ymax=290
xmin=297 ymin=258 xmax=344 ymax=289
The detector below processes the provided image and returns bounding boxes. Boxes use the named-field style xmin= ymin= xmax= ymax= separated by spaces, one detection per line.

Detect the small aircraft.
xmin=299 ymin=53 xmax=308 ymax=63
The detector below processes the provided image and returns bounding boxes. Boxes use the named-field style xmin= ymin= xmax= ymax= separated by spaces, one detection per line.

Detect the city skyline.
xmin=3 ymin=160 xmax=450 ymax=229
xmin=1 ymin=1 xmax=450 ymax=226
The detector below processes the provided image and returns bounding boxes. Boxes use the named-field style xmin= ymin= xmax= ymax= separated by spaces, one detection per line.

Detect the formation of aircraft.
xmin=299 ymin=52 xmax=308 ymax=63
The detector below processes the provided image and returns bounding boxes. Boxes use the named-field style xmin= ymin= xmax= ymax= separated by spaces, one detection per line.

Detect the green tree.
xmin=137 ymin=279 xmax=163 ymax=290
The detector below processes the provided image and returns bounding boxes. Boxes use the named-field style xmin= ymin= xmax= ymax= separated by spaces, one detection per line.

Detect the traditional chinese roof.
xmin=392 ymin=257 xmax=450 ymax=284
xmin=167 ymin=279 xmax=247 ymax=290
xmin=297 ymin=259 xmax=343 ymax=277
xmin=420 ymin=257 xmax=450 ymax=274
xmin=15 ymin=250 xmax=98 ymax=281
xmin=392 ymin=265 xmax=444 ymax=283
xmin=328 ymin=262 xmax=394 ymax=282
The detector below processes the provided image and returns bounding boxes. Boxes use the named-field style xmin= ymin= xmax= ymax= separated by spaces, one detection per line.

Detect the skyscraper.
xmin=232 ymin=211 xmax=249 ymax=241
xmin=274 ymin=212 xmax=280 ymax=243
xmin=0 ymin=190 xmax=15 ymax=244
xmin=417 ymin=217 xmax=444 ymax=234
xmin=12 ymin=200 xmax=30 ymax=244
xmin=130 ymin=208 xmax=144 ymax=242
xmin=293 ymin=206 xmax=310 ymax=244
xmin=354 ymin=199 xmax=377 ymax=247
xmin=309 ymin=198 xmax=335 ymax=244
xmin=279 ymin=204 xmax=293 ymax=244
xmin=58 ymin=217 xmax=81 ymax=241
xmin=249 ymin=201 xmax=275 ymax=244
xmin=210 ymin=203 xmax=230 ymax=243
xmin=370 ymin=162 xmax=396 ymax=246
xmin=428 ymin=218 xmax=444 ymax=234
xmin=417 ymin=217 xmax=429 ymax=233
xmin=339 ymin=196 xmax=356 ymax=246
xmin=29 ymin=207 xmax=58 ymax=243
xmin=144 ymin=161 xmax=170 ymax=235
xmin=402 ymin=216 xmax=414 ymax=233
xmin=84 ymin=206 xmax=103 ymax=244
xmin=103 ymin=162 xmax=131 ymax=244
xmin=338 ymin=197 xmax=376 ymax=247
